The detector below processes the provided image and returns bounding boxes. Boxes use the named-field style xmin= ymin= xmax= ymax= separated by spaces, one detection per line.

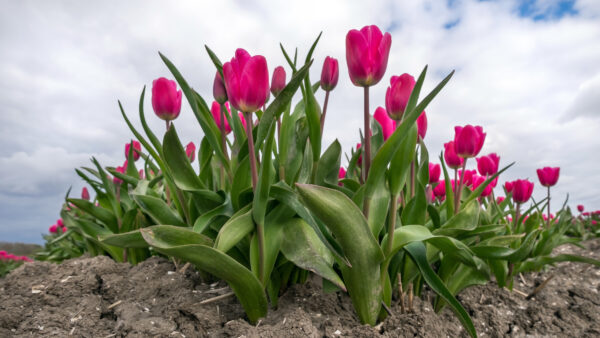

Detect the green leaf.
xmin=404 ymin=242 xmax=477 ymax=338
xmin=401 ymin=181 xmax=427 ymax=225
xmin=163 ymin=126 xmax=206 ymax=190
xmin=296 ymin=183 xmax=384 ymax=325
xmin=367 ymin=177 xmax=390 ymax=236
xmin=389 ymin=124 xmax=418 ymax=195
xmin=140 ymin=227 xmax=265 ymax=323
xmin=439 ymin=153 xmax=455 ymax=217
xmin=280 ymin=218 xmax=346 ymax=291
xmin=434 ymin=200 xmax=480 ymax=237
xmin=67 ymin=198 xmax=118 ymax=233
xmin=99 ymin=229 xmax=148 ymax=248
xmin=192 ymin=195 xmax=233 ymax=233
xmin=214 ymin=205 xmax=253 ymax=253
xmin=315 ymin=140 xmax=341 ymax=185
xmin=204 ymin=44 xmax=224 ymax=75
xmin=515 ymin=253 xmax=600 ymax=273
xmin=252 ymin=123 xmax=276 ymax=226
xmin=463 ymin=162 xmax=514 ymax=205
xmin=132 ymin=194 xmax=186 ymax=227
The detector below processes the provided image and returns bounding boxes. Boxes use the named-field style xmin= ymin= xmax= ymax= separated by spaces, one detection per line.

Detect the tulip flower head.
xmin=476 ymin=153 xmax=500 ymax=176
xmin=223 ymin=49 xmax=269 ymax=114
xmin=270 ymin=66 xmax=286 ymax=97
xmin=578 ymin=205 xmax=585 ymax=213
xmin=213 ymin=71 xmax=227 ymax=104
xmin=57 ymin=218 xmax=64 ymax=227
xmin=81 ymin=187 xmax=90 ymax=201
xmin=497 ymin=196 xmax=505 ymax=204
xmin=454 ymin=125 xmax=486 ymax=158
xmin=536 ymin=167 xmax=560 ymax=187
xmin=345 ymin=25 xmax=392 ymax=87
xmin=373 ymin=107 xmax=395 ymax=141
xmin=443 ymin=141 xmax=464 ymax=169
xmin=385 ymin=73 xmax=415 ymax=120
xmin=338 ymin=167 xmax=346 ymax=186
xmin=320 ymin=56 xmax=339 ymax=91
xmin=125 ymin=140 xmax=142 ymax=161
xmin=458 ymin=169 xmax=477 ymax=186
xmin=211 ymin=101 xmax=232 ymax=134
xmin=512 ymin=179 xmax=534 ymax=204
xmin=472 ymin=175 xmax=493 ymax=197
xmin=49 ymin=224 xmax=58 ymax=233
xmin=186 ymin=142 xmax=196 ymax=163
xmin=152 ymin=77 xmax=182 ymax=121
xmin=113 ymin=165 xmax=125 ymax=185
xmin=505 ymin=181 xmax=514 ymax=193
xmin=356 ymin=143 xmax=362 ymax=166
xmin=429 ymin=163 xmax=441 ymax=184
xmin=417 ymin=111 xmax=427 ymax=140
xmin=138 ymin=169 xmax=144 ymax=180
xmin=433 ymin=180 xmax=447 ymax=200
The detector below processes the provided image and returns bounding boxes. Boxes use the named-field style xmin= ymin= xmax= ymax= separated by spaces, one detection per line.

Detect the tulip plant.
xmin=44 ymin=25 xmax=600 ymax=338
xmin=0 ymin=251 xmax=32 ymax=277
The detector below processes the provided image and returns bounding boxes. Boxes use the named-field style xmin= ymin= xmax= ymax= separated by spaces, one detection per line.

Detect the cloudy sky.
xmin=1 ymin=0 xmax=599 ymax=244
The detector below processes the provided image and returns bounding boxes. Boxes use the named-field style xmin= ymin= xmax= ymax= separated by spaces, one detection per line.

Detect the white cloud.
xmin=1 ymin=0 xmax=600 ymax=243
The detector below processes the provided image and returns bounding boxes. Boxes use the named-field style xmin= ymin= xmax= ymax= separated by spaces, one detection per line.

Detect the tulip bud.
xmin=49 ymin=224 xmax=58 ymax=233
xmin=345 ymin=25 xmax=392 ymax=87
xmin=374 ymin=107 xmax=395 ymax=141
xmin=536 ymin=167 xmax=560 ymax=187
xmin=223 ymin=49 xmax=269 ymax=113
xmin=417 ymin=111 xmax=427 ymax=140
xmin=138 ymin=169 xmax=144 ymax=180
xmin=356 ymin=143 xmax=362 ymax=166
xmin=429 ymin=163 xmax=441 ymax=184
xmin=505 ymin=181 xmax=514 ymax=193
xmin=385 ymin=74 xmax=415 ymax=120
xmin=433 ymin=180 xmax=447 ymax=199
xmin=497 ymin=196 xmax=505 ymax=204
xmin=454 ymin=125 xmax=486 ymax=158
xmin=338 ymin=167 xmax=346 ymax=186
xmin=512 ymin=179 xmax=534 ymax=204
xmin=213 ymin=71 xmax=227 ymax=104
xmin=472 ymin=175 xmax=493 ymax=197
xmin=152 ymin=77 xmax=182 ymax=121
xmin=186 ymin=142 xmax=196 ymax=163
xmin=577 ymin=205 xmax=584 ymax=212
xmin=443 ymin=141 xmax=464 ymax=169
xmin=125 ymin=140 xmax=142 ymax=161
xmin=476 ymin=153 xmax=500 ymax=176
xmin=113 ymin=165 xmax=125 ymax=185
xmin=57 ymin=219 xmax=64 ymax=227
xmin=81 ymin=187 xmax=90 ymax=201
xmin=320 ymin=56 xmax=339 ymax=91
xmin=270 ymin=66 xmax=286 ymax=97
xmin=211 ymin=101 xmax=232 ymax=134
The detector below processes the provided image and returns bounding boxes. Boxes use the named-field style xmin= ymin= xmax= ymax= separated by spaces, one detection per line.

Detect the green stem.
xmin=385 ymin=194 xmax=399 ymax=257
xmin=243 ymin=112 xmax=258 ymax=190
xmin=362 ymin=86 xmax=371 ymax=182
xmin=454 ymin=161 xmax=467 ymax=214
xmin=320 ymin=90 xmax=330 ymax=138
xmin=257 ymin=222 xmax=265 ymax=284
xmin=547 ymin=186 xmax=551 ymax=229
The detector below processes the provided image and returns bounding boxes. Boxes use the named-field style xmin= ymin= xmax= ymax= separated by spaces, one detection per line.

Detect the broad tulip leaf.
xmin=434 ymin=264 xmax=488 ymax=312
xmin=67 ymin=198 xmax=118 ymax=233
xmin=214 ymin=205 xmax=254 ymax=253
xmin=515 ymin=254 xmax=600 ymax=274
xmin=252 ymin=123 xmax=276 ymax=226
xmin=404 ymin=242 xmax=476 ymax=338
xmin=367 ymin=177 xmax=390 ymax=236
xmin=163 ymin=126 xmax=206 ymax=191
xmin=61 ymin=211 xmax=123 ymax=262
xmin=132 ymin=194 xmax=186 ymax=227
xmin=296 ymin=183 xmax=383 ymax=325
xmin=439 ymin=153 xmax=455 ymax=217
xmin=463 ymin=162 xmax=514 ymax=206
xmin=389 ymin=124 xmax=418 ymax=195
xmin=140 ymin=227 xmax=266 ymax=323
xmin=401 ymin=181 xmax=427 ymax=226
xmin=140 ymin=225 xmax=212 ymax=247
xmin=280 ymin=218 xmax=346 ymax=291
xmin=231 ymin=156 xmax=252 ymax=210
xmin=315 ymin=140 xmax=341 ymax=185
xmin=192 ymin=194 xmax=233 ymax=233
xmin=99 ymin=229 xmax=148 ymax=248
xmin=434 ymin=200 xmax=480 ymax=237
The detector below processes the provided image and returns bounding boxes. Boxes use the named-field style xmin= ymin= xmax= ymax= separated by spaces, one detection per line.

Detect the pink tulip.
xmin=426 ymin=186 xmax=435 ymax=204
xmin=213 ymin=71 xmax=227 ymax=104
xmin=583 ymin=212 xmax=590 ymax=217
xmin=113 ymin=165 xmax=125 ymax=185
xmin=374 ymin=107 xmax=395 ymax=141
xmin=186 ymin=142 xmax=196 ymax=163
xmin=505 ymin=181 xmax=514 ymax=193
xmin=0 ymin=250 xmax=6 ymax=256
xmin=577 ymin=205 xmax=584 ymax=212
xmin=458 ymin=169 xmax=477 ymax=186
xmin=536 ymin=167 xmax=560 ymax=187
xmin=49 ymin=224 xmax=58 ymax=233
xmin=211 ymin=101 xmax=232 ymax=134
xmin=238 ymin=112 xmax=247 ymax=127
xmin=57 ymin=219 xmax=64 ymax=227
xmin=476 ymin=153 xmax=500 ymax=176
xmin=472 ymin=175 xmax=493 ymax=197
xmin=152 ymin=77 xmax=182 ymax=121
xmin=385 ymin=73 xmax=415 ymax=120
xmin=356 ymin=143 xmax=362 ymax=166
xmin=433 ymin=180 xmax=447 ymax=199
xmin=454 ymin=125 xmax=486 ymax=158
xmin=429 ymin=163 xmax=441 ymax=184
xmin=270 ymin=66 xmax=286 ymax=97
xmin=320 ymin=56 xmax=339 ymax=91
xmin=223 ymin=49 xmax=269 ymax=113
xmin=444 ymin=141 xmax=464 ymax=169
xmin=125 ymin=140 xmax=142 ymax=161
xmin=417 ymin=111 xmax=427 ymax=140
xmin=592 ymin=220 xmax=598 ymax=226
xmin=61 ymin=226 xmax=67 ymax=233
xmin=138 ymin=169 xmax=144 ymax=179
xmin=497 ymin=196 xmax=505 ymax=204
xmin=345 ymin=25 xmax=392 ymax=87
xmin=81 ymin=187 xmax=90 ymax=201
xmin=512 ymin=179 xmax=534 ymax=204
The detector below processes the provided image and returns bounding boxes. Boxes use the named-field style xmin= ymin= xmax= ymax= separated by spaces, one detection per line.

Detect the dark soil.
xmin=1 ymin=240 xmax=599 ymax=337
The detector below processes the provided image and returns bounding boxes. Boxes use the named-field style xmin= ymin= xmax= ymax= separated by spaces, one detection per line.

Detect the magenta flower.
xmin=125 ymin=140 xmax=142 ymax=161
xmin=213 ymin=71 xmax=227 ymax=104
xmin=345 ymin=25 xmax=392 ymax=87
xmin=458 ymin=169 xmax=477 ymax=186
xmin=444 ymin=141 xmax=464 ymax=169
xmin=211 ymin=101 xmax=232 ymax=134
xmin=374 ymin=107 xmax=395 ymax=141
xmin=81 ymin=187 xmax=90 ymax=201
xmin=113 ymin=165 xmax=125 ymax=185
xmin=476 ymin=153 xmax=500 ymax=177
xmin=320 ymin=56 xmax=339 ymax=91
xmin=505 ymin=181 xmax=514 ymax=193
xmin=472 ymin=175 xmax=493 ymax=197
xmin=57 ymin=219 xmax=64 ymax=227
xmin=536 ymin=167 xmax=560 ymax=187
xmin=454 ymin=125 xmax=486 ymax=158
xmin=512 ymin=179 xmax=534 ymax=204
xmin=270 ymin=66 xmax=286 ymax=97
xmin=186 ymin=142 xmax=196 ymax=163
xmin=49 ymin=224 xmax=58 ymax=233
xmin=152 ymin=77 xmax=182 ymax=121
xmin=417 ymin=111 xmax=427 ymax=140
xmin=222 ymin=49 xmax=269 ymax=113
xmin=385 ymin=73 xmax=415 ymax=120
xmin=577 ymin=205 xmax=584 ymax=212
xmin=429 ymin=163 xmax=441 ymax=184
xmin=497 ymin=196 xmax=505 ymax=204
